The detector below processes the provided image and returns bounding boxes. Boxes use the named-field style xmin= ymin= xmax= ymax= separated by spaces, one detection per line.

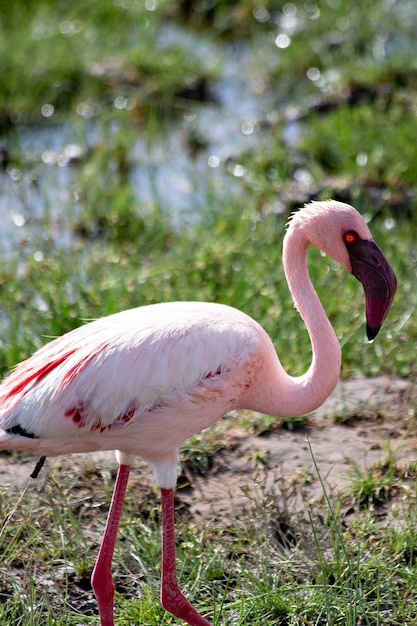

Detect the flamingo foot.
xmin=161 ymin=586 xmax=212 ymax=626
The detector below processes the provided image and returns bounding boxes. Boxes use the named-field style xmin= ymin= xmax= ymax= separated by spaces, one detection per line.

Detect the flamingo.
xmin=0 ymin=200 xmax=396 ymax=625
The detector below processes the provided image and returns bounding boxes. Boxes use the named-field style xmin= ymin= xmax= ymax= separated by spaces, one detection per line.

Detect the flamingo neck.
xmin=253 ymin=226 xmax=342 ymax=418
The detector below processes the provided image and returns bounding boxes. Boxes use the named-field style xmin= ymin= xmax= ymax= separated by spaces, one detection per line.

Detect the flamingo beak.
xmin=348 ymin=239 xmax=397 ymax=341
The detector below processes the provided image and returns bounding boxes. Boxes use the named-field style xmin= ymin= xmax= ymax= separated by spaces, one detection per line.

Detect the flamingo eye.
xmin=344 ymin=231 xmax=357 ymax=245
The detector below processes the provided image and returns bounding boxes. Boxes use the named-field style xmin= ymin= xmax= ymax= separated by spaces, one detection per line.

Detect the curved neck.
xmin=254 ymin=226 xmax=342 ymax=418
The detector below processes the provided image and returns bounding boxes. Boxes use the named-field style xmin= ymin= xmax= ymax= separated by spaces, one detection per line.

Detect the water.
xmin=1 ymin=0 xmax=416 ymax=253
xmin=0 ymin=33 xmax=281 ymax=250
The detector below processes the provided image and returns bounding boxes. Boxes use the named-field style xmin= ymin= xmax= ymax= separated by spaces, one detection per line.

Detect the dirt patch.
xmin=0 ymin=376 xmax=414 ymax=523
xmin=178 ymin=376 xmax=416 ymax=520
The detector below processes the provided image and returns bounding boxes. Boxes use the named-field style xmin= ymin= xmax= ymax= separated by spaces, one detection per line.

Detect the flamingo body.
xmin=0 ymin=201 xmax=397 ymax=625
xmin=0 ymin=302 xmax=280 ymax=486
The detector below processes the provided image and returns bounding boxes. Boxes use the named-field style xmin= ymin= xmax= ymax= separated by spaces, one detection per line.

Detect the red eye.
xmin=344 ymin=232 xmax=357 ymax=244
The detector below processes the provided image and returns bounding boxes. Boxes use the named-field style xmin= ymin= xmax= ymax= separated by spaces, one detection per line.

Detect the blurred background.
xmin=1 ymin=0 xmax=414 ymax=377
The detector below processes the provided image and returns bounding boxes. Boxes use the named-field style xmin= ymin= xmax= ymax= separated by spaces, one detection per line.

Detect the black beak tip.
xmin=366 ymin=323 xmax=381 ymax=342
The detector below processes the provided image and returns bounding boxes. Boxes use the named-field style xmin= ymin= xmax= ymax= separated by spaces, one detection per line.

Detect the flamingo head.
xmin=291 ymin=200 xmax=397 ymax=340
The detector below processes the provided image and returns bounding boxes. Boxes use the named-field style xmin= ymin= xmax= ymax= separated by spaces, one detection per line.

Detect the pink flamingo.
xmin=0 ymin=201 xmax=396 ymax=625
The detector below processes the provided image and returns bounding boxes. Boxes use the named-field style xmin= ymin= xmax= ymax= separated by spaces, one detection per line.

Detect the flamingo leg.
xmin=91 ymin=463 xmax=131 ymax=626
xmin=160 ymin=487 xmax=212 ymax=626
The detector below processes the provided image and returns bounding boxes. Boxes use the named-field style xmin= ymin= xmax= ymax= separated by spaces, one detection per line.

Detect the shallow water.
xmin=0 ymin=33 xmax=281 ymax=251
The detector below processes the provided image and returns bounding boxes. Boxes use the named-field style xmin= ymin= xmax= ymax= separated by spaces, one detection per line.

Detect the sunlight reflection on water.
xmin=0 ymin=36 xmax=282 ymax=249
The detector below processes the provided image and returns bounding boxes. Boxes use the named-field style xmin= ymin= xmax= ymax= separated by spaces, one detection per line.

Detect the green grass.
xmin=0 ymin=0 xmax=221 ymax=124
xmin=2 ymin=448 xmax=417 ymax=625
xmin=1 ymin=0 xmax=417 ymax=624
xmin=0 ymin=198 xmax=408 ymax=377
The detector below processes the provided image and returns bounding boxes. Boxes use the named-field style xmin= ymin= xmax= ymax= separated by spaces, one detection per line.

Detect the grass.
xmin=0 ymin=0 xmax=221 ymax=124
xmin=0 ymin=0 xmax=417 ymax=624
xmin=2 ymin=443 xmax=417 ymax=625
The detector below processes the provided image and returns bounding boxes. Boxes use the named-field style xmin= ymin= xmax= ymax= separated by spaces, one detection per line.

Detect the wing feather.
xmin=0 ymin=302 xmax=261 ymax=438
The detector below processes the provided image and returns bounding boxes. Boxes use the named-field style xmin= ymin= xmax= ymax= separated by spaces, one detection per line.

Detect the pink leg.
xmin=160 ymin=488 xmax=212 ymax=626
xmin=91 ymin=464 xmax=131 ymax=626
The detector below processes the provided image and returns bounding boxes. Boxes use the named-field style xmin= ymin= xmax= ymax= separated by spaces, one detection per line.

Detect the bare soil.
xmin=0 ymin=376 xmax=415 ymax=523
